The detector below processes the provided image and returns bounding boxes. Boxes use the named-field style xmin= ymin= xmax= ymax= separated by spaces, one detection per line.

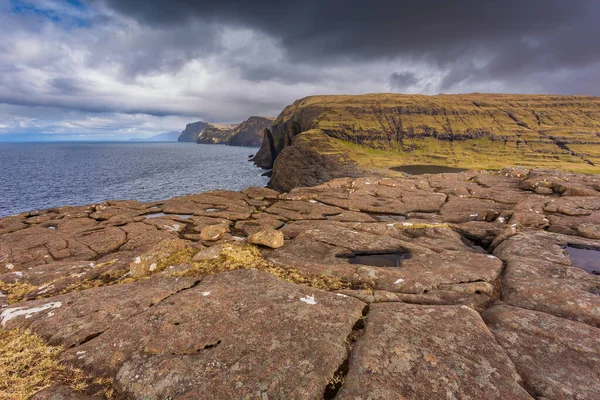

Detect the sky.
xmin=0 ymin=0 xmax=599 ymax=140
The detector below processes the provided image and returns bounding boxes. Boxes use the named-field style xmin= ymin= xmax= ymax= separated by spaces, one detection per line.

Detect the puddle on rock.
xmin=343 ymin=252 xmax=410 ymax=267
xmin=145 ymin=213 xmax=192 ymax=219
xmin=565 ymin=246 xmax=600 ymax=275
xmin=205 ymin=208 xmax=221 ymax=213
xmin=391 ymin=165 xmax=468 ymax=175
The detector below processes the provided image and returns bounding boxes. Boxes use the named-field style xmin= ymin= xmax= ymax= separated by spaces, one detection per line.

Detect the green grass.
xmin=272 ymin=93 xmax=600 ymax=174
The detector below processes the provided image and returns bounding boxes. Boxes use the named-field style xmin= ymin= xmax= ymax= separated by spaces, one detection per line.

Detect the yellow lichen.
xmin=394 ymin=223 xmax=451 ymax=229
xmin=174 ymin=244 xmax=349 ymax=291
xmin=0 ymin=281 xmax=38 ymax=304
xmin=0 ymin=329 xmax=113 ymax=400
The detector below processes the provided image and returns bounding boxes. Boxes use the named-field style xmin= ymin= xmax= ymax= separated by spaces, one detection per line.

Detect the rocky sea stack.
xmin=252 ymin=93 xmax=600 ymax=191
xmin=1 ymin=166 xmax=600 ymax=399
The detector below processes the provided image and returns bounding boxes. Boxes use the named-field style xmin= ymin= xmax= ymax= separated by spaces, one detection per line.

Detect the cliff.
xmin=252 ymin=93 xmax=600 ymax=190
xmin=177 ymin=121 xmax=212 ymax=142
xmin=196 ymin=124 xmax=237 ymax=144
xmin=228 ymin=116 xmax=275 ymax=147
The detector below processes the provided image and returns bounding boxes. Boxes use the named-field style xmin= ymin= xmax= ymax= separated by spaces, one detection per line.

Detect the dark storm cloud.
xmin=98 ymin=0 xmax=600 ymax=93
xmin=390 ymin=72 xmax=420 ymax=90
xmin=2 ymin=0 xmax=600 ymax=139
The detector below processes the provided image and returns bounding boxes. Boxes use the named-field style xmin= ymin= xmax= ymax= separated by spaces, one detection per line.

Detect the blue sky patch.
xmin=10 ymin=0 xmax=90 ymax=28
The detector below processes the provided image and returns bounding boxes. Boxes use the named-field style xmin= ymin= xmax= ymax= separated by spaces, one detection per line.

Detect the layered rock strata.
xmin=252 ymin=93 xmax=600 ymax=190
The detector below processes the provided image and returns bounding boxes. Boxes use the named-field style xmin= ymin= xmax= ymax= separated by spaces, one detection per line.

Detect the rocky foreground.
xmin=1 ymin=167 xmax=600 ymax=399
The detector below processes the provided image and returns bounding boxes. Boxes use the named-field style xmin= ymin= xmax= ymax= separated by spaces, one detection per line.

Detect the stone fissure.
xmin=324 ymin=304 xmax=369 ymax=399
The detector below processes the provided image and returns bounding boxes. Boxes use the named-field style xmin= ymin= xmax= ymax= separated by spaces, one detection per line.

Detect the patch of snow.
xmin=394 ymin=278 xmax=405 ymax=284
xmin=1 ymin=302 xmax=62 ymax=327
xmin=300 ymin=295 xmax=317 ymax=305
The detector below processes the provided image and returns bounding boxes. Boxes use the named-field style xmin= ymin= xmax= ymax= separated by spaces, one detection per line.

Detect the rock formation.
xmin=177 ymin=121 xmax=212 ymax=142
xmin=252 ymin=93 xmax=600 ymax=190
xmin=177 ymin=117 xmax=274 ymax=146
xmin=195 ymin=124 xmax=237 ymax=144
xmin=1 ymin=167 xmax=599 ymax=399
xmin=228 ymin=116 xmax=275 ymax=147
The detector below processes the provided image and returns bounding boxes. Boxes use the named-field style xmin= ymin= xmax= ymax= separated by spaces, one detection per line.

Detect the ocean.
xmin=0 ymin=142 xmax=268 ymax=217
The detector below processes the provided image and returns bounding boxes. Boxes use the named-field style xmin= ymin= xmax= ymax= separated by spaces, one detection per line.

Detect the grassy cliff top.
xmin=266 ymin=93 xmax=600 ymax=174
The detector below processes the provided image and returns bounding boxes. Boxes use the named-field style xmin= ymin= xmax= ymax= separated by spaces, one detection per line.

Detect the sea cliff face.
xmin=178 ymin=117 xmax=274 ymax=146
xmin=196 ymin=125 xmax=237 ymax=144
xmin=177 ymin=121 xmax=212 ymax=142
xmin=1 ymin=167 xmax=600 ymax=399
xmin=228 ymin=116 xmax=274 ymax=147
xmin=252 ymin=93 xmax=600 ymax=190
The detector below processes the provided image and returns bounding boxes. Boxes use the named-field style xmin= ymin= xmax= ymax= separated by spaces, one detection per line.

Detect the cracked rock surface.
xmin=1 ymin=167 xmax=600 ymax=399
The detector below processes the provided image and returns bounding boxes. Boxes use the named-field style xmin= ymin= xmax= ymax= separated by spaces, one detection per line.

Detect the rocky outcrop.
xmin=228 ymin=116 xmax=274 ymax=147
xmin=196 ymin=125 xmax=236 ymax=144
xmin=1 ymin=167 xmax=600 ymax=399
xmin=253 ymin=93 xmax=600 ymax=190
xmin=178 ymin=117 xmax=274 ymax=146
xmin=177 ymin=121 xmax=212 ymax=142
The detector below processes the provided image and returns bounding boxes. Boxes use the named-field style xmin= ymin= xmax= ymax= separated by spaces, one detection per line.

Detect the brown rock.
xmin=30 ymin=384 xmax=102 ymax=400
xmin=129 ymin=239 xmax=190 ymax=278
xmin=0 ymin=277 xmax=199 ymax=348
xmin=483 ymin=304 xmax=600 ymax=400
xmin=495 ymin=232 xmax=600 ymax=327
xmin=577 ymin=223 xmax=600 ymax=239
xmin=234 ymin=214 xmax=285 ymax=236
xmin=264 ymin=200 xmax=343 ymax=220
xmin=337 ymin=303 xmax=532 ymax=400
xmin=14 ymin=270 xmax=365 ymax=399
xmin=247 ymin=228 xmax=285 ymax=248
xmin=199 ymin=224 xmax=230 ymax=241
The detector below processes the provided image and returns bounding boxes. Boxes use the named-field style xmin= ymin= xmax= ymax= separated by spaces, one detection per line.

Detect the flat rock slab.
xmin=5 ymin=270 xmax=365 ymax=399
xmin=495 ymin=232 xmax=600 ymax=327
xmin=337 ymin=303 xmax=532 ymax=400
xmin=483 ymin=304 xmax=600 ymax=400
xmin=1 ymin=277 xmax=199 ymax=348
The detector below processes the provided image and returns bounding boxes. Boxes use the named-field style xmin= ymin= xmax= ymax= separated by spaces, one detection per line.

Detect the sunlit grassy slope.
xmin=271 ymin=93 xmax=600 ymax=173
